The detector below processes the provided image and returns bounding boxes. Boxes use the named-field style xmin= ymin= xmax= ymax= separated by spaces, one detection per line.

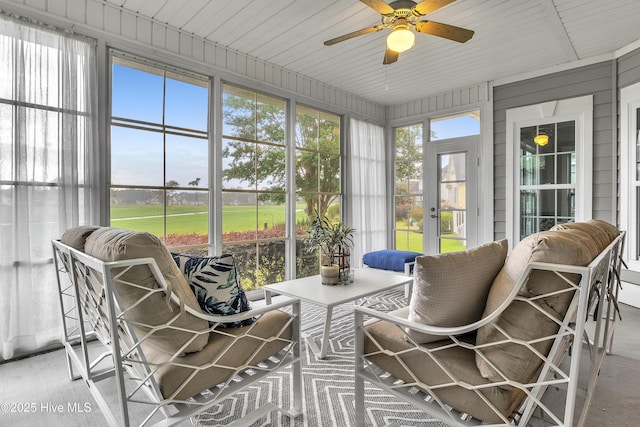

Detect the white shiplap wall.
xmin=0 ymin=0 xmax=386 ymax=123
xmin=387 ymin=82 xmax=489 ymax=122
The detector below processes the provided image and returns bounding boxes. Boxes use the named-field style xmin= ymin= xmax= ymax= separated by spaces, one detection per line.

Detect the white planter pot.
xmin=320 ymin=264 xmax=340 ymax=285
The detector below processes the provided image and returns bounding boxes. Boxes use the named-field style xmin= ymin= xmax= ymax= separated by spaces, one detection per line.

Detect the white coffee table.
xmin=263 ymin=268 xmax=412 ymax=359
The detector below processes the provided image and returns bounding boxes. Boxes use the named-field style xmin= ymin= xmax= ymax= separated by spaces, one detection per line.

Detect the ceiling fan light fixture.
xmin=386 ymin=26 xmax=415 ymax=53
xmin=534 ymin=134 xmax=549 ymax=147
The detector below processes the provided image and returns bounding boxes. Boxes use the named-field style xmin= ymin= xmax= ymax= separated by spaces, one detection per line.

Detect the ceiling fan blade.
xmin=383 ymin=48 xmax=399 ymax=65
xmin=415 ymin=21 xmax=474 ymax=43
xmin=360 ymin=0 xmax=395 ymax=15
xmin=324 ymin=25 xmax=385 ymax=46
xmin=413 ymin=0 xmax=456 ymax=16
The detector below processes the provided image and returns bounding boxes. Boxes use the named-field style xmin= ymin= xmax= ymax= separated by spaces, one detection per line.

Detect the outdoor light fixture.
xmin=534 ymin=134 xmax=549 ymax=147
xmin=386 ymin=25 xmax=415 ymax=53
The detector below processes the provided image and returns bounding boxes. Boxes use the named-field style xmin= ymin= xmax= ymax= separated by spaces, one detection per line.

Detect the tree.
xmin=394 ymin=125 xmax=437 ymax=194
xmin=166 ymin=180 xmax=179 ymax=205
xmin=222 ymin=95 xmax=286 ymax=203
xmin=222 ymin=94 xmax=340 ymax=218
xmin=295 ymin=111 xmax=340 ymax=218
xmin=188 ymin=177 xmax=201 ymax=204
xmin=395 ymin=125 xmax=423 ymax=194
xmin=221 ymin=93 xmax=340 ymax=283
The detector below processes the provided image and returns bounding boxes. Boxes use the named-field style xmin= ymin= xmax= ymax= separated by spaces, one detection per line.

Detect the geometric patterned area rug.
xmin=192 ymin=289 xmax=448 ymax=426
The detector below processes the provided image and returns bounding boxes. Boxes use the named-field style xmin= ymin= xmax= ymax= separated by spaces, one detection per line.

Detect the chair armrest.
xmin=183 ymin=297 xmax=300 ymax=324
xmin=103 ymin=256 xmax=300 ymax=320
xmin=355 ymin=305 xmax=490 ymax=337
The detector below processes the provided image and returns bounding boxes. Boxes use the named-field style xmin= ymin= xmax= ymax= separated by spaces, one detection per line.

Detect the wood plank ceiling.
xmin=102 ymin=0 xmax=640 ymax=106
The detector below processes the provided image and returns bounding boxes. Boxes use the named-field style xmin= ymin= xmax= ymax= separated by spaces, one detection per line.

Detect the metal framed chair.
xmin=354 ymin=227 xmax=624 ymax=426
xmin=52 ymin=227 xmax=303 ymax=426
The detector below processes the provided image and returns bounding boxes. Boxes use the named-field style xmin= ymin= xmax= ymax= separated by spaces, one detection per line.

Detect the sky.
xmin=431 ymin=115 xmax=480 ymax=140
xmin=111 ymin=64 xmax=208 ymax=188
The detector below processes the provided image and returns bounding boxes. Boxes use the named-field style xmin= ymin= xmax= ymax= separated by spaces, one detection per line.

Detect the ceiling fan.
xmin=324 ymin=0 xmax=474 ymax=65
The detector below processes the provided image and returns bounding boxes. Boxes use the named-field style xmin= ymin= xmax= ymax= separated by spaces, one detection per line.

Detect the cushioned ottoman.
xmin=362 ymin=249 xmax=422 ymax=274
xmin=362 ymin=250 xmax=422 ymax=298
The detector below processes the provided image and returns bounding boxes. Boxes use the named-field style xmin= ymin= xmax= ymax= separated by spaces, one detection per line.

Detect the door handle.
xmin=430 ymin=214 xmax=437 ymax=218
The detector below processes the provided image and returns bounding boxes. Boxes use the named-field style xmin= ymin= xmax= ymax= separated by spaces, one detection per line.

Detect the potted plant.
xmin=307 ymin=211 xmax=355 ymax=285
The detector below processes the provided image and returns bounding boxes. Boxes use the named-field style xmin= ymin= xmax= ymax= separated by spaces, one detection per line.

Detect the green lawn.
xmin=111 ymin=205 xmax=467 ymax=254
xmin=110 ymin=204 xmax=303 ymax=236
xmin=395 ymin=222 xmax=466 ymax=254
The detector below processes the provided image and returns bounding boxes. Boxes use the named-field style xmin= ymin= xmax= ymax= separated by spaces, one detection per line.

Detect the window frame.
xmin=505 ymin=95 xmax=593 ymax=248
xmin=109 ymin=52 xmax=211 ymax=253
xmin=108 ymin=55 xmax=347 ymax=290
xmin=620 ymin=82 xmax=640 ymax=271
xmin=392 ymin=123 xmax=424 ymax=252
xmin=220 ymin=82 xmax=289 ymax=289
xmin=293 ymin=103 xmax=343 ymax=279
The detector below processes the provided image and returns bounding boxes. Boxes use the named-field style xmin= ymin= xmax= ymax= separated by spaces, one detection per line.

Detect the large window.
xmin=519 ymin=121 xmax=576 ymax=239
xmin=295 ymin=105 xmax=342 ymax=278
xmin=394 ymin=124 xmax=423 ymax=252
xmin=621 ymin=82 xmax=640 ymax=271
xmin=110 ymin=56 xmax=209 ymax=254
xmin=221 ymin=84 xmax=287 ymax=290
xmin=1 ymin=15 xmax=96 ymax=359
xmin=506 ymin=96 xmax=592 ymax=246
xmin=111 ymin=67 xmax=343 ymax=290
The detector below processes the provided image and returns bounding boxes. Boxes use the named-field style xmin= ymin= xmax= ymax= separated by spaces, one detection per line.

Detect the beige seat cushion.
xmin=407 ymin=240 xmax=508 ymax=343
xmin=475 ymin=227 xmax=604 ymax=384
xmin=83 ymin=227 xmax=209 ymax=355
xmin=148 ymin=310 xmax=293 ymax=400
xmin=364 ymin=308 xmax=520 ymax=423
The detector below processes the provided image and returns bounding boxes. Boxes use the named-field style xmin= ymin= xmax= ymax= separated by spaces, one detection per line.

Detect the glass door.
xmin=425 ymin=139 xmax=478 ymax=254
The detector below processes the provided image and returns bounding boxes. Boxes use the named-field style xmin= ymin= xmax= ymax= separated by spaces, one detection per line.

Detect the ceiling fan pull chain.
xmin=385 ymin=66 xmax=389 ymax=91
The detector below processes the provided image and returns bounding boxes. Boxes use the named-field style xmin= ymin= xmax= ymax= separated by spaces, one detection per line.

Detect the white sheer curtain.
xmin=349 ymin=118 xmax=387 ymax=263
xmin=0 ymin=12 xmax=97 ymax=360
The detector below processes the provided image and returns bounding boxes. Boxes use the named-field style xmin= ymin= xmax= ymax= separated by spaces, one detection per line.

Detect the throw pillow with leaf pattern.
xmin=171 ymin=253 xmax=254 ymax=328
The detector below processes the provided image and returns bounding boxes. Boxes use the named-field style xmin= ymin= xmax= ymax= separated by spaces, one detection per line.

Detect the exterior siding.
xmin=493 ymin=61 xmax=615 ymax=240
xmin=618 ymin=49 xmax=640 ymax=88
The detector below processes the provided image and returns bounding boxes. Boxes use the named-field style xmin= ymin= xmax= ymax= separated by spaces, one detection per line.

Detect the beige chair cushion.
xmin=148 ymin=310 xmax=293 ymax=400
xmin=475 ymin=227 xmax=604 ymax=384
xmin=550 ymin=219 xmax=618 ymax=252
xmin=83 ymin=227 xmax=209 ymax=355
xmin=364 ymin=308 xmax=521 ymax=423
xmin=587 ymin=219 xmax=619 ymax=243
xmin=407 ymin=240 xmax=508 ymax=344
xmin=61 ymin=225 xmax=100 ymax=251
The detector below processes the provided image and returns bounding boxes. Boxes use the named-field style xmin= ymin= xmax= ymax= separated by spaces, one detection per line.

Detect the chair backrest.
xmin=54 ymin=234 xmax=112 ymax=346
xmin=60 ymin=226 xmax=209 ymax=356
xmin=475 ymin=221 xmax=620 ymax=390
